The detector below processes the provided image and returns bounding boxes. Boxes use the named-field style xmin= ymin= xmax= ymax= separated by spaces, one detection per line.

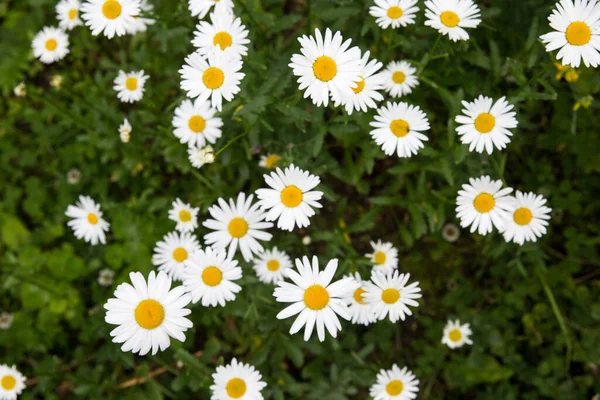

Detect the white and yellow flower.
xmin=119 ymin=118 xmax=132 ymax=142
xmin=168 ymin=198 xmax=200 ymax=233
xmin=502 ymin=191 xmax=552 ymax=245
xmin=0 ymin=364 xmax=26 ymax=399
xmin=334 ymin=50 xmax=385 ymax=115
xmin=345 ymin=272 xmax=377 ymax=326
xmin=252 ymin=246 xmax=292 ymax=284
xmin=56 ymin=0 xmax=83 ymax=30
xmin=258 ymin=154 xmax=281 ymax=169
xmin=363 ymin=271 xmax=421 ymax=323
xmin=32 ymin=27 xmax=70 ymax=64
xmin=210 ymin=358 xmax=267 ymax=400
xmin=424 ymin=0 xmax=481 ymax=42
xmin=152 ymin=231 xmax=201 ymax=282
xmin=188 ymin=0 xmax=234 ymax=19
xmin=65 ymin=195 xmax=110 ymax=245
xmin=441 ymin=319 xmax=473 ymax=349
xmin=81 ymin=0 xmax=140 ymax=39
xmin=369 ymin=0 xmax=419 ymax=29
xmin=365 ymin=240 xmax=399 ymax=275
xmin=381 ymin=61 xmax=419 ymax=98
xmin=128 ymin=0 xmax=155 ymax=34
xmin=113 ymin=70 xmax=149 ymax=103
xmin=172 ymin=98 xmax=223 ymax=148
xmin=369 ymin=364 xmax=420 ymax=400
xmin=192 ymin=9 xmax=250 ymax=58
xmin=188 ymin=145 xmax=216 ymax=169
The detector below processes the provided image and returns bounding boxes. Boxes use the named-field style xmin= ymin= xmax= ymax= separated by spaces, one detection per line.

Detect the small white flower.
xmin=188 ymin=0 xmax=234 ymax=19
xmin=441 ymin=319 xmax=473 ymax=349
xmin=50 ymin=75 xmax=64 ymax=89
xmin=172 ymin=98 xmax=223 ymax=148
xmin=67 ymin=168 xmax=82 ymax=184
xmin=252 ymin=247 xmax=292 ymax=284
xmin=381 ymin=61 xmax=419 ymax=98
xmin=152 ymin=231 xmax=201 ymax=281
xmin=119 ymin=118 xmax=132 ymax=142
xmin=14 ymin=82 xmax=26 ymax=97
xmin=363 ymin=271 xmax=421 ymax=323
xmin=0 ymin=312 xmax=14 ymax=330
xmin=301 ymin=236 xmax=312 ymax=246
xmin=56 ymin=0 xmax=83 ymax=30
xmin=424 ymin=0 xmax=482 ymax=42
xmin=369 ymin=364 xmax=420 ymax=400
xmin=345 ymin=272 xmax=377 ymax=326
xmin=0 ymin=364 xmax=27 ymax=399
xmin=365 ymin=240 xmax=399 ymax=275
xmin=113 ymin=70 xmax=149 ymax=103
xmin=502 ymin=191 xmax=552 ymax=245
xmin=334 ymin=50 xmax=385 ymax=115
xmin=98 ymin=268 xmax=115 ymax=286
xmin=210 ymin=358 xmax=267 ymax=400
xmin=168 ymin=198 xmax=199 ymax=233
xmin=65 ymin=195 xmax=110 ymax=245
xmin=192 ymin=9 xmax=250 ymax=58
xmin=32 ymin=26 xmax=70 ymax=64
xmin=441 ymin=223 xmax=460 ymax=243
xmin=81 ymin=0 xmax=140 ymax=39
xmin=188 ymin=145 xmax=216 ymax=169
xmin=369 ymin=0 xmax=419 ymax=29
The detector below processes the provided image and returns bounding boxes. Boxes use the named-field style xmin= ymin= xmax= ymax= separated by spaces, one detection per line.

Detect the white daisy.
xmin=98 ymin=268 xmax=115 ymax=286
xmin=67 ymin=168 xmax=81 ymax=184
xmin=182 ymin=246 xmax=242 ymax=307
xmin=255 ymin=164 xmax=323 ymax=232
xmin=65 ymin=195 xmax=110 ymax=245
xmin=0 ymin=364 xmax=26 ymax=400
xmin=369 ymin=364 xmax=420 ymax=400
xmin=441 ymin=223 xmax=461 ymax=243
xmin=424 ymin=0 xmax=482 ymax=42
xmin=455 ymin=175 xmax=514 ymax=235
xmin=334 ymin=50 xmax=385 ymax=115
xmin=172 ymin=99 xmax=223 ymax=148
xmin=192 ymin=9 xmax=250 ymax=58
xmin=0 ymin=312 xmax=14 ymax=330
xmin=455 ymin=95 xmax=518 ymax=154
xmin=345 ymin=272 xmax=377 ymax=326
xmin=369 ymin=101 xmax=430 ymax=158
xmin=113 ymin=70 xmax=149 ymax=103
xmin=119 ymin=118 xmax=132 ymax=143
xmin=32 ymin=27 xmax=70 ymax=64
xmin=540 ymin=0 xmax=600 ymax=68
xmin=81 ymin=0 xmax=140 ymax=39
xmin=128 ymin=0 xmax=155 ymax=34
xmin=441 ymin=319 xmax=473 ymax=349
xmin=363 ymin=271 xmax=421 ymax=323
xmin=56 ymin=0 xmax=83 ymax=30
xmin=210 ymin=358 xmax=267 ymax=400
xmin=258 ymin=154 xmax=281 ymax=169
xmin=289 ymin=27 xmax=362 ymax=107
xmin=369 ymin=0 xmax=420 ymax=29
xmin=104 ymin=271 xmax=193 ymax=355
xmin=152 ymin=231 xmax=201 ymax=281
xmin=381 ymin=61 xmax=419 ymax=98
xmin=179 ymin=50 xmax=245 ymax=111
xmin=252 ymin=246 xmax=292 ymax=284
xmin=365 ymin=240 xmax=399 ymax=275
xmin=188 ymin=145 xmax=216 ymax=168
xmin=168 ymin=198 xmax=200 ymax=233
xmin=274 ymin=256 xmax=359 ymax=342
xmin=188 ymin=0 xmax=234 ymax=19
xmin=502 ymin=191 xmax=552 ymax=245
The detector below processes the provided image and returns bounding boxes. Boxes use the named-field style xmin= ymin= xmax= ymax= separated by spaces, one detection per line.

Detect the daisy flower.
xmin=104 ymin=271 xmax=192 ymax=355
xmin=252 ymin=246 xmax=292 ymax=284
xmin=274 ymin=256 xmax=359 ymax=342
xmin=56 ymin=0 xmax=83 ymax=30
xmin=424 ymin=0 xmax=482 ymax=42
xmin=334 ymin=50 xmax=385 ymax=115
xmin=210 ymin=358 xmax=267 ymax=400
xmin=119 ymin=118 xmax=131 ymax=143
xmin=258 ymin=154 xmax=281 ymax=169
xmin=203 ymin=193 xmax=273 ymax=262
xmin=0 ymin=364 xmax=26 ymax=399
xmin=363 ymin=271 xmax=421 ymax=323
xmin=152 ymin=231 xmax=201 ymax=281
xmin=128 ymin=0 xmax=155 ymax=34
xmin=81 ymin=0 xmax=140 ymax=39
xmin=113 ymin=70 xmax=149 ymax=103
xmin=345 ymin=272 xmax=377 ymax=326
xmin=182 ymin=246 xmax=242 ymax=307
xmin=455 ymin=95 xmax=518 ymax=154
xmin=369 ymin=101 xmax=430 ymax=158
xmin=32 ymin=27 xmax=70 ymax=64
xmin=172 ymin=98 xmax=223 ymax=148
xmin=540 ymin=0 xmax=600 ymax=68
xmin=369 ymin=364 xmax=419 ymax=400
xmin=369 ymin=0 xmax=419 ymax=29
xmin=188 ymin=145 xmax=216 ymax=168
xmin=441 ymin=319 xmax=473 ymax=349
xmin=65 ymin=195 xmax=110 ymax=245
xmin=502 ymin=191 xmax=552 ymax=245
xmin=67 ymin=168 xmax=81 ymax=184
xmin=168 ymin=198 xmax=200 ymax=233
xmin=455 ymin=175 xmax=513 ymax=235
xmin=179 ymin=50 xmax=244 ymax=111
xmin=441 ymin=223 xmax=461 ymax=243
xmin=188 ymin=0 xmax=234 ymax=19
xmin=289 ymin=27 xmax=362 ymax=107
xmin=365 ymin=240 xmax=399 ymax=275
xmin=381 ymin=61 xmax=419 ymax=98
xmin=255 ymin=164 xmax=323 ymax=232
xmin=98 ymin=268 xmax=115 ymax=286
xmin=192 ymin=9 xmax=250 ymax=58
xmin=0 ymin=312 xmax=14 ymax=330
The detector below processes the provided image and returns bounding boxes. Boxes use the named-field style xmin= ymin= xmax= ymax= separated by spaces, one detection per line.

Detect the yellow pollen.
xmin=1 ymin=375 xmax=16 ymax=390
xmin=513 ymin=207 xmax=533 ymax=226
xmin=213 ymin=31 xmax=233 ymax=50
xmin=125 ymin=77 xmax=138 ymax=91
xmin=202 ymin=266 xmax=223 ymax=286
xmin=374 ymin=251 xmax=387 ymax=265
xmin=353 ymin=288 xmax=366 ymax=304
xmin=566 ymin=21 xmax=591 ymax=46
xmin=440 ymin=10 xmax=460 ymax=27
xmin=392 ymin=71 xmax=406 ymax=84
xmin=312 ymin=56 xmax=337 ymax=82
xmin=390 ymin=119 xmax=410 ymax=137
xmin=382 ymin=288 xmax=400 ymax=304
xmin=173 ymin=247 xmax=188 ymax=263
xmin=474 ymin=112 xmax=496 ymax=133
xmin=188 ymin=115 xmax=206 ymax=133
xmin=134 ymin=299 xmax=165 ymax=330
xmin=179 ymin=210 xmax=192 ymax=222
xmin=386 ymin=380 xmax=404 ymax=396
xmin=202 ymin=67 xmax=225 ymax=89
xmin=387 ymin=6 xmax=403 ymax=19
xmin=68 ymin=8 xmax=77 ymax=19
xmin=228 ymin=217 xmax=248 ymax=238
xmin=226 ymin=378 xmax=247 ymax=398
xmin=352 ymin=76 xmax=365 ymax=94
xmin=45 ymin=39 xmax=57 ymax=51
xmin=87 ymin=213 xmax=98 ymax=225
xmin=280 ymin=185 xmax=303 ymax=208
xmin=304 ymin=284 xmax=330 ymax=310
xmin=473 ymin=193 xmax=495 ymax=213
xmin=449 ymin=328 xmax=462 ymax=342
xmin=102 ymin=0 xmax=122 ymax=19
xmin=265 ymin=154 xmax=280 ymax=168
xmin=266 ymin=259 xmax=280 ymax=271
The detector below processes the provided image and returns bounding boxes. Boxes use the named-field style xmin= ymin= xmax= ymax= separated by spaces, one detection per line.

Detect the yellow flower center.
xmin=312 ymin=56 xmax=337 ymax=82
xmin=374 ymin=251 xmax=387 ymax=265
xmin=213 ymin=31 xmax=233 ymax=50
xmin=353 ymin=287 xmax=366 ymax=304
xmin=173 ymin=247 xmax=188 ymax=263
xmin=68 ymin=8 xmax=78 ymax=19
xmin=134 ymin=299 xmax=165 ymax=330
xmin=202 ymin=266 xmax=223 ymax=286
xmin=265 ymin=154 xmax=280 ymax=168
xmin=1 ymin=375 xmax=16 ymax=390
xmin=266 ymin=259 xmax=280 ymax=271
xmin=228 ymin=217 xmax=248 ymax=238
xmin=566 ymin=21 xmax=591 ymax=46
xmin=390 ymin=119 xmax=410 ymax=137
xmin=125 ymin=77 xmax=138 ymax=91
xmin=304 ymin=284 xmax=330 ymax=310
xmin=225 ymin=378 xmax=247 ymax=398
xmin=473 ymin=193 xmax=495 ymax=213
xmin=387 ymin=6 xmax=403 ymax=19
xmin=513 ymin=207 xmax=533 ymax=226
xmin=178 ymin=210 xmax=192 ymax=222
xmin=87 ymin=213 xmax=98 ymax=225
xmin=188 ymin=115 xmax=206 ymax=133
xmin=474 ymin=112 xmax=496 ymax=133
xmin=392 ymin=71 xmax=406 ymax=84
xmin=280 ymin=185 xmax=303 ymax=208
xmin=45 ymin=39 xmax=57 ymax=51
xmin=102 ymin=0 xmax=122 ymax=19
xmin=202 ymin=67 xmax=225 ymax=89
xmin=449 ymin=328 xmax=462 ymax=342
xmin=386 ymin=379 xmax=404 ymax=395
xmin=440 ymin=10 xmax=460 ymax=27
xmin=382 ymin=288 xmax=400 ymax=304
xmin=352 ymin=76 xmax=365 ymax=94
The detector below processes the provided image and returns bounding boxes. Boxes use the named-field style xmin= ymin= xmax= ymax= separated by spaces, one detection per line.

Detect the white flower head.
xmin=258 ymin=154 xmax=281 ymax=169
xmin=369 ymin=0 xmax=420 ymax=29
xmin=188 ymin=0 xmax=234 ymax=19
xmin=210 ymin=358 xmax=267 ymax=400
xmin=0 ymin=364 xmax=26 ymax=399
xmin=363 ymin=271 xmax=422 ymax=323
xmin=128 ymin=0 xmax=156 ymax=34
xmin=168 ymin=198 xmax=200 ymax=233
xmin=365 ymin=240 xmax=399 ymax=275
xmin=65 ymin=195 xmax=110 ymax=245
xmin=32 ymin=27 xmax=70 ymax=64
xmin=345 ymin=272 xmax=377 ymax=326
xmin=152 ymin=231 xmax=201 ymax=281
xmin=113 ymin=70 xmax=149 ymax=103
xmin=56 ymin=0 xmax=83 ymax=30
xmin=119 ymin=118 xmax=132 ymax=142
xmin=188 ymin=145 xmax=216 ymax=169
xmin=441 ymin=223 xmax=460 ymax=243
xmin=252 ymin=246 xmax=292 ymax=284
xmin=14 ymin=82 xmax=26 ymax=97
xmin=424 ymin=0 xmax=482 ymax=42
xmin=0 ymin=312 xmax=14 ymax=330
xmin=192 ymin=9 xmax=250 ymax=58
xmin=334 ymin=50 xmax=385 ymax=115
xmin=81 ymin=0 xmax=141 ymax=39
xmin=67 ymin=168 xmax=82 ymax=184
xmin=98 ymin=268 xmax=115 ymax=286
xmin=369 ymin=364 xmax=420 ymax=400
xmin=441 ymin=319 xmax=473 ymax=349
xmin=381 ymin=61 xmax=419 ymax=98
xmin=502 ymin=191 xmax=552 ymax=245
xmin=50 ymin=75 xmax=64 ymax=89
xmin=172 ymin=98 xmax=223 ymax=148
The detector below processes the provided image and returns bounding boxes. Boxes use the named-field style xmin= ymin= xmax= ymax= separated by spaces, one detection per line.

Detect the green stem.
xmin=215 ymin=132 xmax=248 ymax=156
xmin=418 ymin=34 xmax=442 ymax=76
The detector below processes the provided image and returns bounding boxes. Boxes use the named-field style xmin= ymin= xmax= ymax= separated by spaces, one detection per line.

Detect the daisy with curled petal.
xmin=274 ymin=256 xmax=359 ymax=342
xmin=258 ymin=154 xmax=281 ymax=169
xmin=65 ymin=195 xmax=110 ymax=245
xmin=172 ymin=98 xmax=223 ymax=148
xmin=363 ymin=271 xmax=422 ymax=323
xmin=203 ymin=193 xmax=273 ymax=262
xmin=540 ymin=0 xmax=600 ymax=68
xmin=370 ymin=364 xmax=420 ymax=400
xmin=192 ymin=9 xmax=250 ymax=58
xmin=0 ymin=364 xmax=26 ymax=399
xmin=179 ymin=50 xmax=245 ymax=111
xmin=334 ymin=50 xmax=385 ymax=115
xmin=381 ymin=61 xmax=419 ymax=98
xmin=104 ymin=271 xmax=193 ymax=356
xmin=369 ymin=0 xmax=419 ymax=29
xmin=188 ymin=145 xmax=215 ymax=169
xmin=188 ymin=0 xmax=234 ymax=19
xmin=424 ymin=0 xmax=482 ymax=42
xmin=455 ymin=95 xmax=518 ymax=154
xmin=455 ymin=175 xmax=514 ymax=235
xmin=345 ymin=272 xmax=377 ymax=326
xmin=289 ymin=27 xmax=363 ymax=107
xmin=81 ymin=0 xmax=140 ymax=39
xmin=252 ymin=246 xmax=292 ymax=284
xmin=128 ymin=0 xmax=155 ymax=34
xmin=502 ymin=191 xmax=552 ymax=245
xmin=441 ymin=319 xmax=473 ymax=349
xmin=119 ymin=118 xmax=131 ymax=143
xmin=369 ymin=101 xmax=430 ymax=158
xmin=365 ymin=240 xmax=399 ymax=275
xmin=57 ymin=0 xmax=83 ymax=30
xmin=113 ymin=70 xmax=149 ymax=103
xmin=255 ymin=164 xmax=324 ymax=232
xmin=32 ymin=27 xmax=70 ymax=64
xmin=168 ymin=198 xmax=199 ymax=233
xmin=152 ymin=231 xmax=201 ymax=281
xmin=183 ymin=246 xmax=242 ymax=307
xmin=210 ymin=358 xmax=267 ymax=400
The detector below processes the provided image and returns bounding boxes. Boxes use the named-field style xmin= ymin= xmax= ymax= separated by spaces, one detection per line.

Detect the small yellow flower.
xmin=554 ymin=62 xmax=579 ymax=83
xmin=573 ymin=95 xmax=593 ymax=111
xmin=564 ymin=70 xmax=579 ymax=83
